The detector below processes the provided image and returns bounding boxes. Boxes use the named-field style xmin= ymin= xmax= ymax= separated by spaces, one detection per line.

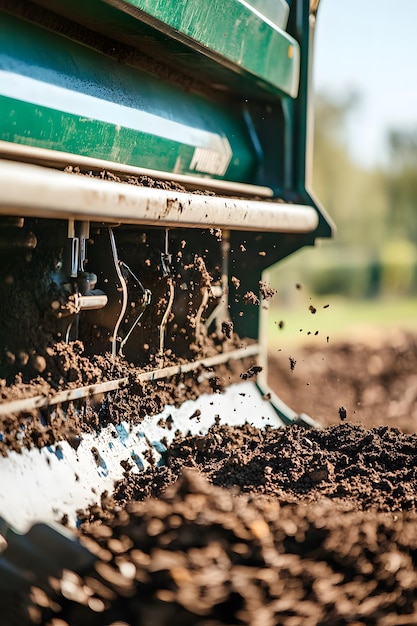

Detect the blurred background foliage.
xmin=270 ymin=91 xmax=417 ymax=304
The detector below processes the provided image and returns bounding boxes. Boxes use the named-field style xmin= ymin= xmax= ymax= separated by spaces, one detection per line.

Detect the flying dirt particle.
xmin=307 ymin=331 xmax=311 ymax=336
xmin=259 ymin=280 xmax=277 ymax=300
xmin=309 ymin=305 xmax=317 ymax=314
xmin=326 ymin=336 xmax=330 ymax=343
xmin=231 ymin=276 xmax=240 ymax=289
xmin=289 ymin=357 xmax=297 ymax=372
xmin=240 ymin=365 xmax=263 ymax=380
xmin=339 ymin=406 xmax=347 ymax=421
xmin=323 ymin=304 xmax=330 ymax=308
xmin=262 ymin=392 xmax=271 ymax=400
xmin=180 ymin=239 xmax=186 ymax=248
xmin=278 ymin=320 xmax=284 ymax=329
xmin=189 ymin=409 xmax=201 ymax=420
xmin=221 ymin=320 xmax=234 ymax=339
xmin=240 ymin=244 xmax=246 ymax=252
xmin=210 ymin=228 xmax=222 ymax=241
xmin=258 ymin=251 xmax=266 ymax=257
xmin=243 ymin=291 xmax=260 ymax=305
xmin=314 ymin=331 xmax=319 ymax=336
xmin=296 ymin=283 xmax=302 ymax=289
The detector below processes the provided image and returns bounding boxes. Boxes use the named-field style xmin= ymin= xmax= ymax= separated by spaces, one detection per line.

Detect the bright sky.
xmin=313 ymin=0 xmax=417 ymax=168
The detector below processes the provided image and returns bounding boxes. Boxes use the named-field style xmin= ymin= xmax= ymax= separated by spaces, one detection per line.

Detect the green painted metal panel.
xmin=0 ymin=12 xmax=257 ymax=181
xmin=29 ymin=0 xmax=298 ymax=97
xmin=110 ymin=0 xmax=300 ymax=97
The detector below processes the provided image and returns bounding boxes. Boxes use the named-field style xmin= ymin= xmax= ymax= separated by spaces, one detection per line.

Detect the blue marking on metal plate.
xmin=115 ymin=423 xmax=130 ymax=446
xmin=46 ymin=445 xmax=64 ymax=460
xmin=131 ymin=451 xmax=144 ymax=471
xmin=98 ymin=455 xmax=108 ymax=477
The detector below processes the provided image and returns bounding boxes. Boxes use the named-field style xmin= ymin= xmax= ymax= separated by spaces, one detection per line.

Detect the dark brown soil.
xmin=3 ymin=333 xmax=417 ymax=625
xmin=26 ymin=464 xmax=417 ymax=625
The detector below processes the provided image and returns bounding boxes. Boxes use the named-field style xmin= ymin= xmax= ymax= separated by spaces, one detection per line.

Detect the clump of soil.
xmin=243 ymin=291 xmax=260 ymax=305
xmin=259 ymin=280 xmax=277 ymax=300
xmin=221 ymin=320 xmax=234 ymax=339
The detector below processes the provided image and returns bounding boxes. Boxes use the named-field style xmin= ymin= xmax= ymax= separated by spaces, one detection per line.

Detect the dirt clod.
xmin=339 ymin=405 xmax=347 ymax=421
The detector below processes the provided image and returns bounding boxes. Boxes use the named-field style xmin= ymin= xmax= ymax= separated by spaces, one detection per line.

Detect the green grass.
xmin=266 ymin=295 xmax=417 ymax=349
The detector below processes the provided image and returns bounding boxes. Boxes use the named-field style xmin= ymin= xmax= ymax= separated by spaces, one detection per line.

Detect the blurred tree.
xmin=385 ymin=128 xmax=417 ymax=242
xmin=270 ymin=94 xmax=417 ymax=299
xmin=312 ymin=91 xmax=389 ymax=248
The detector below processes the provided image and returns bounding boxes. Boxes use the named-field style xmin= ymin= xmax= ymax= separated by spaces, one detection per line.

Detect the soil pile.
xmin=26 ymin=469 xmax=417 ymax=626
xmin=2 ymin=332 xmax=417 ymax=625
xmin=111 ymin=421 xmax=417 ymax=512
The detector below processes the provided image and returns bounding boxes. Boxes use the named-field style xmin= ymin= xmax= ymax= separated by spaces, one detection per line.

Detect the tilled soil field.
xmin=268 ymin=329 xmax=417 ymax=433
xmin=2 ymin=332 xmax=417 ymax=626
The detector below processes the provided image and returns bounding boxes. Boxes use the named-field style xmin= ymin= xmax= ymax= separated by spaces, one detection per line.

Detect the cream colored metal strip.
xmin=0 ymin=140 xmax=273 ymax=198
xmin=0 ymin=160 xmax=319 ymax=233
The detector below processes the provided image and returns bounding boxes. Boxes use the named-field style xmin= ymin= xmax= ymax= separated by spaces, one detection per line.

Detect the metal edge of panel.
xmin=0 ymin=160 xmax=319 ymax=233
xmin=0 ymin=141 xmax=273 ymax=198
xmin=106 ymin=0 xmax=300 ymax=97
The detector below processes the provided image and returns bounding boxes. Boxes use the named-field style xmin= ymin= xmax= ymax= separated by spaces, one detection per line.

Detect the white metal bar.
xmin=0 ymin=160 xmax=319 ymax=233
